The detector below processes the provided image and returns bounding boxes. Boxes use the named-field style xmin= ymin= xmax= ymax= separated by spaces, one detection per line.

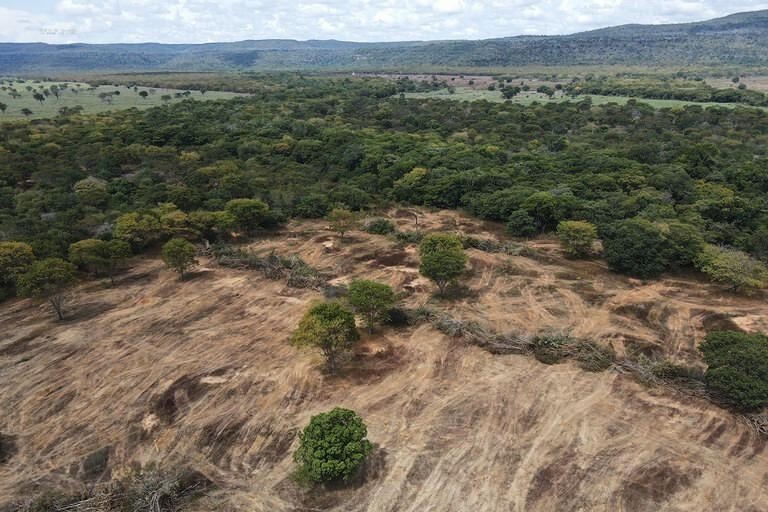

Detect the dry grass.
xmin=1 ymin=209 xmax=767 ymax=511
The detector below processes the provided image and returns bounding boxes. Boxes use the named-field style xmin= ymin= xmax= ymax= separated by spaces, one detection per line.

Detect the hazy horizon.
xmin=2 ymin=1 xmax=768 ymax=45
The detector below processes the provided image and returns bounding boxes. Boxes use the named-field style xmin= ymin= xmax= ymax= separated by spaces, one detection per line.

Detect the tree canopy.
xmin=293 ymin=407 xmax=372 ymax=483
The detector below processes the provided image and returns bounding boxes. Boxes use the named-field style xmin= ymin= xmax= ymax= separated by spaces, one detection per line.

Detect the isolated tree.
xmin=696 ymin=245 xmax=767 ymax=293
xmin=419 ymin=233 xmax=467 ymax=296
xmin=225 ymin=198 xmax=269 ymax=235
xmin=16 ymin=258 xmax=76 ymax=320
xmin=50 ymin=85 xmax=60 ymax=100
xmin=161 ymin=238 xmax=197 ymax=280
xmin=0 ymin=241 xmax=35 ymax=290
xmin=161 ymin=95 xmax=172 ymax=103
xmin=0 ymin=102 xmax=6 ymax=114
xmin=294 ymin=407 xmax=372 ymax=483
xmin=348 ymin=279 xmax=395 ymax=333
xmin=114 ymin=212 xmax=162 ymax=250
xmin=139 ymin=90 xmax=148 ymax=99
xmin=556 ymin=220 xmax=597 ymax=258
xmin=700 ymin=330 xmax=768 ymax=411
xmin=292 ymin=301 xmax=359 ymax=373
xmin=20 ymin=108 xmax=32 ymax=118
xmin=326 ymin=208 xmax=358 ymax=240
xmin=33 ymin=92 xmax=45 ymax=105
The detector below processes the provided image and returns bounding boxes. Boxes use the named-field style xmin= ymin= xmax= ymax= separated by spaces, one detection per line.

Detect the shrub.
xmin=161 ymin=238 xmax=198 ymax=280
xmin=294 ymin=408 xmax=373 ymax=483
xmin=0 ymin=241 xmax=35 ymax=289
xmin=395 ymin=230 xmax=423 ymax=244
xmin=348 ymin=279 xmax=395 ymax=333
xmin=383 ymin=307 xmax=410 ymax=327
xmin=699 ymin=330 xmax=768 ymax=411
xmin=419 ymin=233 xmax=468 ymax=296
xmin=292 ymin=301 xmax=359 ymax=372
xmin=506 ymin=209 xmax=537 ymax=237
xmin=602 ymin=218 xmax=670 ymax=278
xmin=364 ymin=218 xmax=396 ymax=235
xmin=114 ymin=212 xmax=162 ymax=250
xmin=556 ymin=220 xmax=597 ymax=258
xmin=696 ymin=244 xmax=768 ymax=293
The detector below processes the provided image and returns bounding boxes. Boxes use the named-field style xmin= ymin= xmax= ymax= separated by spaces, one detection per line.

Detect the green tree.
xmin=114 ymin=212 xmax=162 ymax=250
xmin=0 ymin=102 xmax=6 ymax=114
xmin=419 ymin=233 xmax=467 ymax=296
xmin=21 ymin=108 xmax=32 ymax=118
xmin=225 ymin=198 xmax=269 ymax=235
xmin=292 ymin=301 xmax=359 ymax=373
xmin=161 ymin=238 xmax=197 ymax=280
xmin=0 ymin=241 xmax=35 ymax=292
xmin=294 ymin=407 xmax=373 ymax=483
xmin=602 ymin=218 xmax=670 ymax=278
xmin=506 ymin=209 xmax=537 ymax=237
xmin=69 ymin=239 xmax=108 ymax=274
xmin=73 ymin=177 xmax=109 ymax=207
xmin=699 ymin=331 xmax=768 ymax=411
xmin=556 ymin=220 xmax=597 ymax=258
xmin=696 ymin=245 xmax=768 ymax=293
xmin=348 ymin=279 xmax=395 ymax=333
xmin=326 ymin=208 xmax=358 ymax=240
xmin=16 ymin=258 xmax=76 ymax=320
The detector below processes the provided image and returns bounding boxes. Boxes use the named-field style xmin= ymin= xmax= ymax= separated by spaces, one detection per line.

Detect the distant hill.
xmin=3 ymin=10 xmax=768 ymax=73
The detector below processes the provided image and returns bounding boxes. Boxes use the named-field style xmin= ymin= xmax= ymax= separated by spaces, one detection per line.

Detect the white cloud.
xmin=0 ymin=0 xmax=765 ymax=43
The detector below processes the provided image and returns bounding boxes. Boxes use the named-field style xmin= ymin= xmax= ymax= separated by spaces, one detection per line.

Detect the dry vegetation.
xmin=1 ymin=209 xmax=768 ymax=511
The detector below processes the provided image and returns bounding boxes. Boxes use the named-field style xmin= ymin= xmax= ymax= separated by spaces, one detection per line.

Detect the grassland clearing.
xmin=1 ymin=209 xmax=767 ymax=510
xmin=0 ymin=78 xmax=245 ymax=121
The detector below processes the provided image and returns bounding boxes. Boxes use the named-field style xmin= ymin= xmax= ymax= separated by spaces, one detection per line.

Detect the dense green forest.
xmin=2 ymin=73 xmax=768 ymax=298
xmin=4 ymin=10 xmax=768 ymax=73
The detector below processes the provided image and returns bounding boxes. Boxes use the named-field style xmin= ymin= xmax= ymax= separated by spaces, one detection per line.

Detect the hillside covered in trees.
xmin=4 ymin=10 xmax=768 ymax=73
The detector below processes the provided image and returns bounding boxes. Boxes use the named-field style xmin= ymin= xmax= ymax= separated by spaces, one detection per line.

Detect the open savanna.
xmin=404 ymin=87 xmax=768 ymax=110
xmin=0 ymin=79 xmax=245 ymax=121
xmin=1 ymin=209 xmax=767 ymax=511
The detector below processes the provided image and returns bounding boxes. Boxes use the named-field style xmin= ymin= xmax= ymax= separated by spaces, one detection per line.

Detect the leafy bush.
xmin=556 ymin=220 xmax=597 ymax=258
xmin=699 ymin=330 xmax=768 ymax=411
xmin=395 ymin=230 xmax=423 ymax=244
xmin=602 ymin=218 xmax=670 ymax=278
xmin=364 ymin=218 xmax=396 ymax=235
xmin=696 ymin=245 xmax=768 ymax=293
xmin=383 ymin=307 xmax=410 ymax=327
xmin=294 ymin=408 xmax=372 ymax=483
xmin=506 ymin=209 xmax=537 ymax=237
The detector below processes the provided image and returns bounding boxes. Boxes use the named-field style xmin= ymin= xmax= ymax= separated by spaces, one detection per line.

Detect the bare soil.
xmin=1 ymin=209 xmax=767 ymax=511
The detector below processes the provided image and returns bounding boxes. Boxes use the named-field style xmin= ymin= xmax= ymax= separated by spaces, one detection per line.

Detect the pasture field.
xmin=0 ymin=79 xmax=245 ymax=120
xmin=403 ymin=87 xmax=768 ymax=110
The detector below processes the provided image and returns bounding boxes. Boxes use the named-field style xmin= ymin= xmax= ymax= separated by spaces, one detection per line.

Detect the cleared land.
xmin=0 ymin=79 xmax=244 ymax=120
xmin=1 ymin=209 xmax=767 ymax=510
xmin=404 ymin=87 xmax=768 ymax=110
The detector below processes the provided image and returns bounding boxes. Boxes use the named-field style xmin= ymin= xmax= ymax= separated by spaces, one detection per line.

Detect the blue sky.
xmin=2 ymin=0 xmax=768 ymax=44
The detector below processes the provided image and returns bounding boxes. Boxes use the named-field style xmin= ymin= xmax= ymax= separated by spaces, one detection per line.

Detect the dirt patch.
xmin=620 ymin=457 xmax=702 ymax=510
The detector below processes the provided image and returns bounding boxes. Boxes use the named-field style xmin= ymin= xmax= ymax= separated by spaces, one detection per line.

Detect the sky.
xmin=1 ymin=0 xmax=768 ymax=44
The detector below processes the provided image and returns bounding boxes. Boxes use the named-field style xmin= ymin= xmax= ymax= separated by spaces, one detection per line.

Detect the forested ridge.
xmin=4 ymin=10 xmax=768 ymax=73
